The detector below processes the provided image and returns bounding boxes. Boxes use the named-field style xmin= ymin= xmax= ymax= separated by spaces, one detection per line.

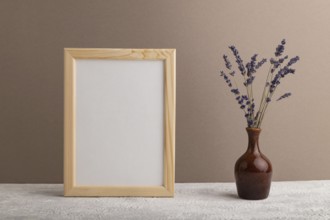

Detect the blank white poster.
xmin=75 ymin=59 xmax=164 ymax=186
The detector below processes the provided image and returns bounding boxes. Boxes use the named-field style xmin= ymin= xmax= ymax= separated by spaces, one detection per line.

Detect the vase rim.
xmin=246 ymin=127 xmax=261 ymax=131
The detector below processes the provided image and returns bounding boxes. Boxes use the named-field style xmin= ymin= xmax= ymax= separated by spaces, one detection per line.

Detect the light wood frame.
xmin=64 ymin=48 xmax=176 ymax=197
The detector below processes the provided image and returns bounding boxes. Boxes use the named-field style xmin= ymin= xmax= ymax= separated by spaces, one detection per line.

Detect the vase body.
xmin=235 ymin=128 xmax=272 ymax=200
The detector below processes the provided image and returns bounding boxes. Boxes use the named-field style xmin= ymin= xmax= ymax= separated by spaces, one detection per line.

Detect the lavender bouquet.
xmin=219 ymin=39 xmax=300 ymax=128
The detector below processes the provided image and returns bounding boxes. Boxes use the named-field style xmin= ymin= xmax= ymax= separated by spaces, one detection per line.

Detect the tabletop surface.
xmin=1 ymin=181 xmax=329 ymax=220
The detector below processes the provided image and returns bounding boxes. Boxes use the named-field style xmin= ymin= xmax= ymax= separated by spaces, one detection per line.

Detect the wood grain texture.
xmin=64 ymin=50 xmax=76 ymax=196
xmin=65 ymin=186 xmax=172 ymax=197
xmin=64 ymin=48 xmax=176 ymax=197
xmin=64 ymin=48 xmax=175 ymax=60
xmin=164 ymin=50 xmax=176 ymax=195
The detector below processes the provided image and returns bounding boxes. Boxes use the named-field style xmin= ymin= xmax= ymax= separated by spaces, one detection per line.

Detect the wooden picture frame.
xmin=64 ymin=48 xmax=176 ymax=197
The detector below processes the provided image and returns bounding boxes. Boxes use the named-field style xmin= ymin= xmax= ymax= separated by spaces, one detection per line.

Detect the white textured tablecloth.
xmin=0 ymin=181 xmax=329 ymax=219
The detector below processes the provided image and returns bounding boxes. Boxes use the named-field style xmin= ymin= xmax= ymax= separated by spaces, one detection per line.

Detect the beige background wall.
xmin=1 ymin=0 xmax=330 ymax=183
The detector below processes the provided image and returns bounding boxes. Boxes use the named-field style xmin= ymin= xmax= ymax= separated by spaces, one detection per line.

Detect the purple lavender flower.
xmin=219 ymin=39 xmax=299 ymax=128
xmin=270 ymin=58 xmax=279 ymax=73
xmin=273 ymin=60 xmax=281 ymax=68
xmin=229 ymin=45 xmax=246 ymax=75
xmin=246 ymin=54 xmax=258 ymax=76
xmin=279 ymin=55 xmax=288 ymax=64
xmin=269 ymin=84 xmax=276 ymax=93
xmin=244 ymin=111 xmax=254 ymax=127
xmin=287 ymin=56 xmax=300 ymax=67
xmin=244 ymin=76 xmax=255 ymax=86
xmin=269 ymin=64 xmax=296 ymax=95
xmin=245 ymin=99 xmax=255 ymax=124
xmin=256 ymin=58 xmax=267 ymax=69
xmin=270 ymin=55 xmax=288 ymax=73
xmin=270 ymin=74 xmax=281 ymax=93
xmin=277 ymin=92 xmax=291 ymax=101
xmin=231 ymin=89 xmax=240 ymax=95
xmin=275 ymin=39 xmax=286 ymax=57
xmin=223 ymin=55 xmax=232 ymax=70
xmin=248 ymin=102 xmax=255 ymax=114
xmin=220 ymin=71 xmax=233 ymax=88
xmin=278 ymin=66 xmax=295 ymax=78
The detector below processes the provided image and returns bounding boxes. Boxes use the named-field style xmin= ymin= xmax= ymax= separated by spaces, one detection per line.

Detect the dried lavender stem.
xmin=257 ymin=64 xmax=273 ymax=119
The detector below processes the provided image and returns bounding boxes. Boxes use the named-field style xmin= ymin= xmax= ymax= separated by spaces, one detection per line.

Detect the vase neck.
xmin=246 ymin=128 xmax=261 ymax=154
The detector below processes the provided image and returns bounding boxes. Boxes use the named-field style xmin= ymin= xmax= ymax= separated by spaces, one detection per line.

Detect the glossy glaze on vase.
xmin=235 ymin=128 xmax=272 ymax=200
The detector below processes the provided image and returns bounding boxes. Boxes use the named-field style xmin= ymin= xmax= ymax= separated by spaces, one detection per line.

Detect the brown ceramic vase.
xmin=235 ymin=128 xmax=272 ymax=200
